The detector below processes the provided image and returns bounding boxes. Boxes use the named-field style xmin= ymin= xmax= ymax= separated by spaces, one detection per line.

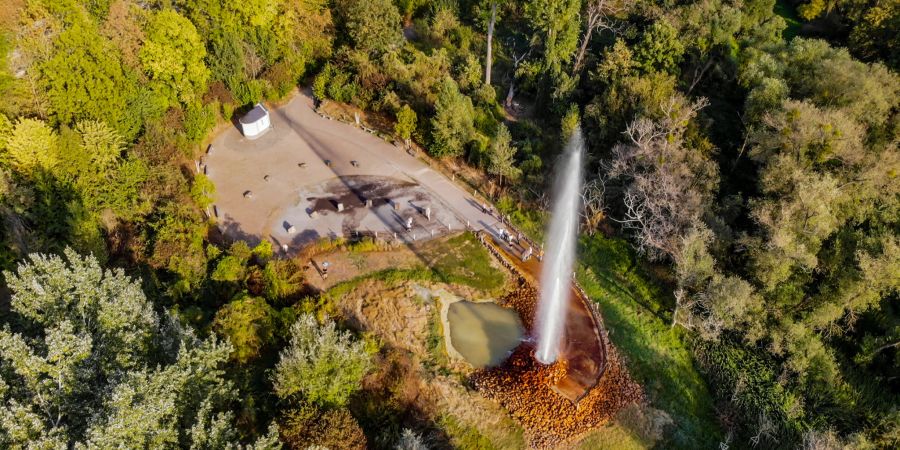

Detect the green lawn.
xmin=419 ymin=232 xmax=507 ymax=294
xmin=577 ymin=234 xmax=722 ymax=448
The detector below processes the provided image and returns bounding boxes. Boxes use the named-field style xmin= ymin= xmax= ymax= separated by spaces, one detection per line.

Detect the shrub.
xmin=693 ymin=338 xmax=806 ymax=444
xmin=474 ymin=83 xmax=497 ymax=106
xmin=221 ymin=102 xmax=235 ymax=121
xmin=272 ymin=314 xmax=373 ymax=407
xmin=263 ymin=259 xmax=305 ymax=304
xmin=213 ymin=296 xmax=278 ymax=363
xmin=263 ymin=61 xmax=299 ymax=100
xmin=190 ymin=173 xmax=215 ymax=210
xmin=211 ymin=255 xmax=246 ymax=283
xmin=473 ymin=106 xmax=499 ymax=135
xmin=233 ymin=79 xmax=264 ymax=105
xmin=183 ymin=101 xmax=217 ymax=143
xmin=396 ymin=429 xmax=428 ymax=450
xmin=327 ymin=70 xmax=357 ymax=103
xmin=279 ymin=401 xmax=367 ymax=450
xmin=312 ymin=64 xmax=333 ymax=101
xmin=252 ymin=239 xmax=274 ymax=262
xmin=210 ymin=241 xmax=252 ymax=283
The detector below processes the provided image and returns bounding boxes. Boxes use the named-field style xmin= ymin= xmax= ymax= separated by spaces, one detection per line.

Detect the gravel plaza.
xmin=205 ymin=92 xmax=509 ymax=253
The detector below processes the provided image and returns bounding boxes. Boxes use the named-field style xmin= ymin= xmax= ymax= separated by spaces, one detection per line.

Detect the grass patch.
xmin=577 ymin=423 xmax=650 ymax=450
xmin=425 ymin=305 xmax=450 ymax=373
xmin=438 ymin=415 xmax=496 ymax=449
xmin=774 ymin=0 xmax=803 ymax=40
xmin=419 ymin=232 xmax=506 ymax=294
xmin=311 ymin=267 xmax=437 ymax=317
xmin=577 ymin=233 xmax=722 ymax=448
xmin=496 ymin=195 xmax=546 ymax=242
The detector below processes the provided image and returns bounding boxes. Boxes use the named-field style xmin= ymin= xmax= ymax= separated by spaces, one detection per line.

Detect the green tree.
xmin=191 ymin=173 xmax=216 ymax=210
xmin=140 ymin=9 xmax=210 ymax=106
xmin=41 ymin=19 xmax=139 ymax=138
xmin=847 ymin=0 xmax=900 ymax=70
xmin=429 ymin=78 xmax=475 ymax=158
xmin=211 ymin=242 xmax=252 ymax=284
xmin=633 ymin=20 xmax=685 ymax=74
xmin=213 ymin=296 xmax=278 ymax=364
xmin=487 ymin=123 xmax=520 ymax=188
xmin=334 ymin=0 xmax=403 ymax=55
xmin=263 ymin=260 xmax=304 ymax=304
xmin=0 ymin=249 xmax=264 ymax=448
xmin=739 ymin=38 xmax=900 ymax=128
xmin=184 ymin=101 xmax=218 ymax=143
xmin=148 ymin=203 xmax=208 ymax=296
xmin=272 ymin=314 xmax=372 ymax=407
xmin=394 ymin=104 xmax=417 ymax=147
xmin=63 ymin=120 xmax=149 ymax=220
xmin=524 ymin=0 xmax=581 ymax=72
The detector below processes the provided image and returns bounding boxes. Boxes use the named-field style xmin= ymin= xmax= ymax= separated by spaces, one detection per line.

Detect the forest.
xmin=0 ymin=0 xmax=897 ymax=448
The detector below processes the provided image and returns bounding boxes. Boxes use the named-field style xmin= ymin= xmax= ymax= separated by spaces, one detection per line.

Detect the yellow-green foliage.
xmin=346 ymin=237 xmax=384 ymax=253
xmin=252 ymin=239 xmax=274 ymax=261
xmin=272 ymin=314 xmax=373 ymax=407
xmin=213 ymin=296 xmax=278 ymax=364
xmin=263 ymin=258 xmax=304 ymax=304
xmin=211 ymin=255 xmax=246 ymax=282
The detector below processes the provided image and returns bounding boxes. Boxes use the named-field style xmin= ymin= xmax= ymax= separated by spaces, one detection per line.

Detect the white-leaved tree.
xmin=606 ymin=95 xmax=719 ymax=261
xmin=0 ymin=249 xmax=280 ymax=449
xmin=273 ymin=314 xmax=372 ymax=408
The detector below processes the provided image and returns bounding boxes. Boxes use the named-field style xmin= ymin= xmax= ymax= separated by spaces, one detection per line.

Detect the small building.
xmin=239 ymin=103 xmax=271 ymax=138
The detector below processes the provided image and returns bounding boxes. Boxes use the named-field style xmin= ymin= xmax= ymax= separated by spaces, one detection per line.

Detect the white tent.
xmin=240 ymin=103 xmax=271 ymax=138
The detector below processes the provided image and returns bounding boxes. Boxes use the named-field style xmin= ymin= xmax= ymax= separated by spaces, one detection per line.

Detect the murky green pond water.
xmin=447 ymin=301 xmax=524 ymax=368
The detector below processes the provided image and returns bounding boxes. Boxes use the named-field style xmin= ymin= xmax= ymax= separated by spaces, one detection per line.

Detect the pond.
xmin=447 ymin=301 xmax=525 ymax=368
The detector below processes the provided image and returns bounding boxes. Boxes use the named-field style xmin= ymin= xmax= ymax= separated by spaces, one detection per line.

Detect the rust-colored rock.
xmin=470 ymin=273 xmax=643 ymax=449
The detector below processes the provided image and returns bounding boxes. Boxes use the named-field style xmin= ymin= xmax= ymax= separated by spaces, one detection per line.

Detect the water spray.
xmin=534 ymin=128 xmax=585 ymax=365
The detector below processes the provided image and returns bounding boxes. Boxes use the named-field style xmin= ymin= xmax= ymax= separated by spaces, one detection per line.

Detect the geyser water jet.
xmin=535 ymin=128 xmax=585 ymax=365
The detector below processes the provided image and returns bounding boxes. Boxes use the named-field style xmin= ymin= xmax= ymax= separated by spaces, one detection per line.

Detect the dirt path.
xmin=302 ymin=246 xmax=422 ymax=292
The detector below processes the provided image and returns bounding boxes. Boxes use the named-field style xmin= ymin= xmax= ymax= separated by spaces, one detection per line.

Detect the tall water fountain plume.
xmin=535 ymin=127 xmax=585 ymax=365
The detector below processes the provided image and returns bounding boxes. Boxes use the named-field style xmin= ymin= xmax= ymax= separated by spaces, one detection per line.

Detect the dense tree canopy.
xmin=140 ymin=9 xmax=209 ymax=106
xmin=0 ymin=0 xmax=897 ymax=447
xmin=0 ymin=249 xmax=275 ymax=448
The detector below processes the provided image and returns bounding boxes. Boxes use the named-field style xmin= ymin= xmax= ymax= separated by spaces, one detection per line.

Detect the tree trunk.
xmin=873 ymin=339 xmax=900 ymax=356
xmin=572 ymin=19 xmax=596 ymax=74
xmin=485 ymin=2 xmax=497 ymax=86
xmin=687 ymin=57 xmax=715 ymax=93
xmin=505 ymin=79 xmax=515 ymax=108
